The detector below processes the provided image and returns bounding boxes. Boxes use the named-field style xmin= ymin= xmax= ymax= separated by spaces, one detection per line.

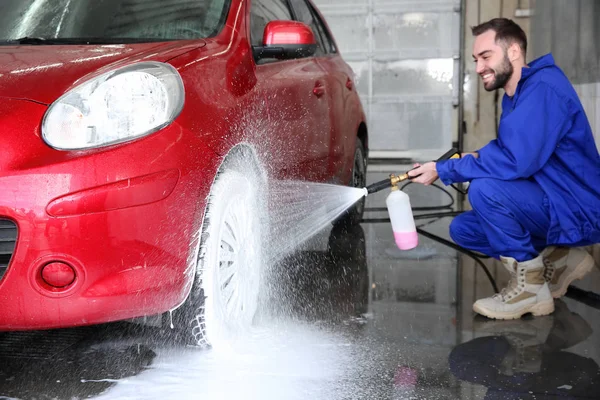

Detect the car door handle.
xmin=345 ymin=77 xmax=353 ymax=90
xmin=313 ymin=81 xmax=326 ymax=97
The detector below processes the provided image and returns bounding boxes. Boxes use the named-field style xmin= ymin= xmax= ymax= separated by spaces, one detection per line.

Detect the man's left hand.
xmin=407 ymin=162 xmax=439 ymax=185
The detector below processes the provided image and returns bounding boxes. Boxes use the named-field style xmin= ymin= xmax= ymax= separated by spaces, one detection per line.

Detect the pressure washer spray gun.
xmin=364 ymin=148 xmax=461 ymax=250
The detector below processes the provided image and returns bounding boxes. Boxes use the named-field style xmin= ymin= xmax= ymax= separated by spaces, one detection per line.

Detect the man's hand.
xmin=407 ymin=161 xmax=439 ymax=185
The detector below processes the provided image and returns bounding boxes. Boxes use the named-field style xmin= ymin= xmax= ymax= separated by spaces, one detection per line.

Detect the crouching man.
xmin=409 ymin=18 xmax=600 ymax=319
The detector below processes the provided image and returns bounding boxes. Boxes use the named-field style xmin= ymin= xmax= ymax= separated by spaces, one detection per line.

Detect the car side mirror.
xmin=253 ymin=20 xmax=317 ymax=60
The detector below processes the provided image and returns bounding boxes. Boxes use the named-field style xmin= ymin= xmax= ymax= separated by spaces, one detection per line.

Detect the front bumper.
xmin=0 ymin=98 xmax=217 ymax=330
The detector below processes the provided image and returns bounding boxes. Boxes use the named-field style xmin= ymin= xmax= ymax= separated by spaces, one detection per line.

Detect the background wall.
xmin=313 ymin=0 xmax=461 ymax=160
xmin=531 ymin=0 xmax=600 ymax=150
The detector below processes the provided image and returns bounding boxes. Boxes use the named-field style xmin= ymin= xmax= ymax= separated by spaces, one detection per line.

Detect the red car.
xmin=0 ymin=0 xmax=368 ymax=346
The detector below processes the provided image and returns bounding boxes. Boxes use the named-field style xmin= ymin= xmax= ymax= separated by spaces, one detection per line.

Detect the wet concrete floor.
xmin=1 ymin=166 xmax=599 ymax=399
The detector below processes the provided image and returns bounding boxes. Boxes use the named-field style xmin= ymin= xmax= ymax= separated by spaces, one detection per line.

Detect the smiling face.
xmin=472 ymin=30 xmax=514 ymax=91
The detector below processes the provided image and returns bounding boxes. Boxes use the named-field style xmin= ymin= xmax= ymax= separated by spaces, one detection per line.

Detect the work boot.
xmin=541 ymin=246 xmax=595 ymax=298
xmin=473 ymin=255 xmax=554 ymax=320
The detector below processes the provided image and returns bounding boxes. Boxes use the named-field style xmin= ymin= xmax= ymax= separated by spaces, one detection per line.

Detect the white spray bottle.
xmin=385 ymin=185 xmax=418 ymax=250
xmin=368 ymin=149 xmax=463 ymax=249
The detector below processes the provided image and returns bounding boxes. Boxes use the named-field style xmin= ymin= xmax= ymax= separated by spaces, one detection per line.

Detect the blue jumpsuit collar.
xmin=508 ymin=54 xmax=555 ymax=103
xmin=521 ymin=53 xmax=555 ymax=82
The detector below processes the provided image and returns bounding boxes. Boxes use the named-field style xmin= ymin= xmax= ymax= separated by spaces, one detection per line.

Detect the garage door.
xmin=314 ymin=0 xmax=461 ymax=160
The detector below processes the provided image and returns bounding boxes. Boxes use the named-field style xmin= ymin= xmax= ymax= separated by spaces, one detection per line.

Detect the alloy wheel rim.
xmin=217 ymin=203 xmax=249 ymax=320
xmin=204 ymin=185 xmax=261 ymax=344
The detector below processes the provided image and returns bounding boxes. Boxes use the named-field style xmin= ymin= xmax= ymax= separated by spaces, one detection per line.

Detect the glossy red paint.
xmin=263 ymin=21 xmax=316 ymax=46
xmin=0 ymin=42 xmax=205 ymax=104
xmin=46 ymin=169 xmax=180 ymax=217
xmin=0 ymin=0 xmax=367 ymax=330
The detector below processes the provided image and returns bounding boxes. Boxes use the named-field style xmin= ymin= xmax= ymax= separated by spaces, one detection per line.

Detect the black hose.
xmin=401 ymin=181 xmax=455 ymax=210
xmin=416 ymin=227 xmax=499 ymax=293
xmin=360 ymin=212 xmax=497 ymax=292
xmin=362 ymin=182 xmax=497 ymax=290
xmin=414 ymin=211 xmax=465 ymax=220
xmin=362 ymin=179 xmax=599 ymax=301
xmin=564 ymin=285 xmax=600 ymax=309
xmin=365 ymin=181 xmax=455 ymax=211
xmin=363 ymin=211 xmax=463 ymax=221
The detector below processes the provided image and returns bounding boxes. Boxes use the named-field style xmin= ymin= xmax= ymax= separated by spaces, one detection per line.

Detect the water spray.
xmin=363 ymin=148 xmax=461 ymax=250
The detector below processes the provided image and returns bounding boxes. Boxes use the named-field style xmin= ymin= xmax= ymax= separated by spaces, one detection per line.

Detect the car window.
xmin=307 ymin=2 xmax=337 ymax=54
xmin=0 ymin=0 xmax=230 ymax=42
xmin=287 ymin=0 xmax=325 ymax=56
xmin=250 ymin=0 xmax=293 ymax=47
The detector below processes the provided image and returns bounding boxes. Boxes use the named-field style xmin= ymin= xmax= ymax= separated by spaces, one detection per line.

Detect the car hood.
xmin=0 ymin=40 xmax=205 ymax=104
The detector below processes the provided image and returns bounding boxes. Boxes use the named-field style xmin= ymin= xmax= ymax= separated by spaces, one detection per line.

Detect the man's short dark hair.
xmin=472 ymin=18 xmax=527 ymax=58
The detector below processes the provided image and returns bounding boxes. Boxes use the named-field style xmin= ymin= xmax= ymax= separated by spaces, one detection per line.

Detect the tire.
xmin=327 ymin=223 xmax=369 ymax=315
xmin=327 ymin=222 xmax=366 ymax=261
xmin=334 ymin=137 xmax=367 ymax=227
xmin=172 ymin=162 xmax=264 ymax=347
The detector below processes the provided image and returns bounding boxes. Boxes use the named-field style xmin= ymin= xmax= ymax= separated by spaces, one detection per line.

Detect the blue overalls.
xmin=436 ymin=54 xmax=600 ymax=262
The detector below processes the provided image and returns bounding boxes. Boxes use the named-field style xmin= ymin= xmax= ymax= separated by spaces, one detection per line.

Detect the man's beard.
xmin=483 ymin=54 xmax=514 ymax=91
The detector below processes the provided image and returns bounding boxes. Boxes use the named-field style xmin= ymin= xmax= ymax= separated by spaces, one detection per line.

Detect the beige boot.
xmin=541 ymin=246 xmax=595 ymax=298
xmin=473 ymin=255 xmax=554 ymax=320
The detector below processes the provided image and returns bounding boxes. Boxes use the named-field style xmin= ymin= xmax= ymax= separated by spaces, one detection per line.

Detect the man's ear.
xmin=508 ymin=42 xmax=521 ymax=62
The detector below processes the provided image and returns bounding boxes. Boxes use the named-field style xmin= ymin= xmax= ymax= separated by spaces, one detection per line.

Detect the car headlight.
xmin=42 ymin=62 xmax=184 ymax=150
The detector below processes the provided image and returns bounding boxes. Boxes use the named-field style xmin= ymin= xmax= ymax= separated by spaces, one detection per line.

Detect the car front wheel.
xmin=173 ymin=163 xmax=264 ymax=347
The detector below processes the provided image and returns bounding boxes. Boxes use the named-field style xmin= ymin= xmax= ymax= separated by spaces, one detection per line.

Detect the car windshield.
xmin=0 ymin=0 xmax=230 ymax=44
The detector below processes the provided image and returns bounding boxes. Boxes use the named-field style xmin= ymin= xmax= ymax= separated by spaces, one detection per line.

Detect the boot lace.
xmin=543 ymin=258 xmax=555 ymax=282
xmin=493 ymin=272 xmax=521 ymax=301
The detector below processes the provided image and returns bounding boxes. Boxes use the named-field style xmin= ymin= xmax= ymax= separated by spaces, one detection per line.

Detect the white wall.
xmin=313 ymin=0 xmax=461 ymax=160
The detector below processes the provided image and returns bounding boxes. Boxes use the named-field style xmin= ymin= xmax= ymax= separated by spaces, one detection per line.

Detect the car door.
xmin=288 ymin=0 xmax=350 ymax=183
xmin=249 ymin=0 xmax=332 ymax=182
